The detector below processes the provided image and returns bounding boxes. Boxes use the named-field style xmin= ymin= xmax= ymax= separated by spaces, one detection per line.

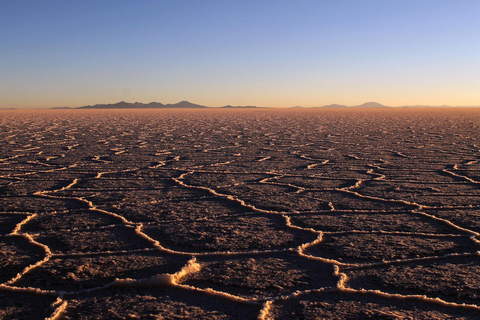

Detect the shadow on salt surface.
xmin=0 ymin=288 xmax=57 ymax=320
xmin=31 ymin=226 xmax=156 ymax=254
xmin=143 ymin=214 xmax=317 ymax=253
xmin=12 ymin=251 xmax=189 ymax=292
xmin=288 ymin=211 xmax=462 ymax=234
xmin=65 ymin=286 xmax=261 ymax=320
xmin=306 ymin=233 xmax=477 ymax=264
xmin=179 ymin=253 xmax=337 ymax=299
xmin=344 ymin=255 xmax=480 ymax=305
xmin=270 ymin=289 xmax=480 ymax=319
xmin=0 ymin=236 xmax=45 ymax=283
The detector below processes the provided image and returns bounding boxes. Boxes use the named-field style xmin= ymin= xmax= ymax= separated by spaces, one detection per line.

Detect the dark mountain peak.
xmin=168 ymin=101 xmax=207 ymax=108
xmin=354 ymin=102 xmax=389 ymax=108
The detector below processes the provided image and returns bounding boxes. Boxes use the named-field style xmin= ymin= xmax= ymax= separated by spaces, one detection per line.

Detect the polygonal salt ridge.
xmin=11 ymin=251 xmax=190 ymax=292
xmin=0 ymin=213 xmax=30 ymax=235
xmin=63 ymin=285 xmax=262 ymax=320
xmin=343 ymin=254 xmax=480 ymax=306
xmin=94 ymin=195 xmax=255 ymax=224
xmin=268 ymin=288 xmax=480 ymax=319
xmin=423 ymin=208 xmax=480 ymax=234
xmin=30 ymin=225 xmax=158 ymax=254
xmin=141 ymin=213 xmax=318 ymax=254
xmin=0 ymin=287 xmax=58 ymax=320
xmin=18 ymin=209 xmax=128 ymax=233
xmin=287 ymin=211 xmax=468 ymax=234
xmin=304 ymin=233 xmax=478 ymax=265
xmin=0 ymin=235 xmax=47 ymax=283
xmin=3 ymin=179 xmax=79 ymax=196
xmin=179 ymin=253 xmax=339 ymax=300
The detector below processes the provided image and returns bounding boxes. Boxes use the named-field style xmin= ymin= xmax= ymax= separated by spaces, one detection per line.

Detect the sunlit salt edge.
xmin=322 ymin=230 xmax=473 ymax=238
xmin=300 ymin=249 xmax=480 ymax=269
xmin=172 ymin=174 xmax=284 ymax=215
xmin=9 ymin=163 xmax=77 ymax=178
xmin=45 ymin=298 xmax=68 ymax=320
xmin=133 ymin=223 xmax=297 ymax=257
xmin=332 ymin=265 xmax=480 ymax=311
xmin=343 ymin=288 xmax=480 ymax=311
xmin=442 ymin=168 xmax=480 ymax=184
xmin=6 ymin=232 xmax=52 ymax=285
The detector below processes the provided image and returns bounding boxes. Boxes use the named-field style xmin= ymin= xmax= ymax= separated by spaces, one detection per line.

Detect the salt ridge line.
xmin=52 ymin=247 xmax=157 ymax=258
xmin=33 ymin=192 xmax=135 ymax=226
xmin=0 ymin=283 xmax=58 ymax=295
xmin=6 ymin=214 xmax=53 ymax=285
xmin=26 ymin=160 xmax=55 ymax=167
xmin=345 ymin=251 xmax=478 ymax=269
xmin=261 ymin=287 xmax=480 ymax=320
xmin=259 ymin=175 xmax=306 ymax=194
xmin=338 ymin=188 xmax=424 ymax=209
xmin=413 ymin=210 xmax=480 ymax=237
xmin=172 ymin=172 xmax=285 ymax=215
xmin=134 ymin=222 xmax=292 ymax=257
xmin=322 ymin=229 xmax=470 ymax=237
xmin=294 ymin=234 xmax=479 ymax=269
xmin=7 ymin=164 xmax=77 ymax=178
xmin=442 ymin=168 xmax=480 ymax=184
xmin=5 ymin=234 xmax=51 ymax=285
xmin=257 ymin=288 xmax=336 ymax=320
xmin=45 ymin=298 xmax=68 ymax=320
xmin=110 ymin=257 xmax=200 ymax=287
xmin=334 ymin=264 xmax=480 ymax=311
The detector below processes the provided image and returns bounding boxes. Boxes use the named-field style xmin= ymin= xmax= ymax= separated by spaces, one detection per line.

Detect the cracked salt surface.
xmin=2 ymin=108 xmax=480 ymax=319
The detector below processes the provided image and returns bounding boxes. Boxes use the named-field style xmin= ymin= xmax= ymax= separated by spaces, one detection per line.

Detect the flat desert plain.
xmin=1 ymin=108 xmax=480 ymax=319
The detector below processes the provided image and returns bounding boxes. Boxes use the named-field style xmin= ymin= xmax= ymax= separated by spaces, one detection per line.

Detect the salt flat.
xmin=1 ymin=108 xmax=480 ymax=319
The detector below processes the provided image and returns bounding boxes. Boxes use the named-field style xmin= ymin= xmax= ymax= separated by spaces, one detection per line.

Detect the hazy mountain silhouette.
xmin=353 ymin=102 xmax=390 ymax=108
xmin=77 ymin=101 xmax=207 ymax=109
xmin=51 ymin=101 xmax=480 ymax=110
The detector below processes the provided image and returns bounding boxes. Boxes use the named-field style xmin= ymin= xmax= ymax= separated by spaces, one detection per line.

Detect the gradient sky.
xmin=1 ymin=1 xmax=480 ymax=108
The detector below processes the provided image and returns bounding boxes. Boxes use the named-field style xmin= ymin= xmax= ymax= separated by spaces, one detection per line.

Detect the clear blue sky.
xmin=1 ymin=1 xmax=480 ymax=108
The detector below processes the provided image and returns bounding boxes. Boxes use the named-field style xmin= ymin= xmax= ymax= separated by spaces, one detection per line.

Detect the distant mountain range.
xmin=77 ymin=101 xmax=207 ymax=109
xmin=43 ymin=101 xmax=480 ymax=109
